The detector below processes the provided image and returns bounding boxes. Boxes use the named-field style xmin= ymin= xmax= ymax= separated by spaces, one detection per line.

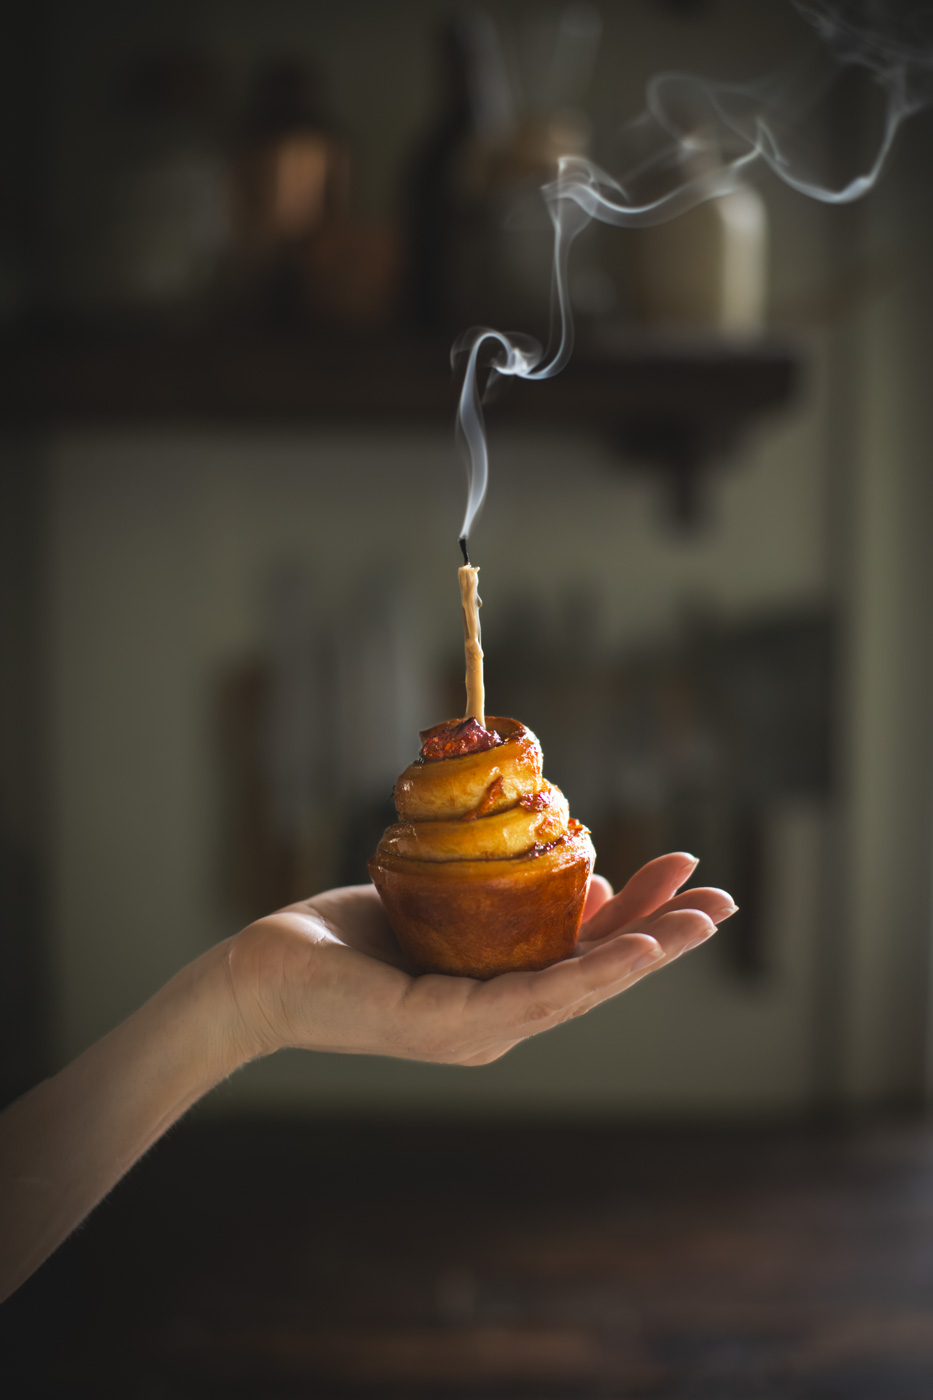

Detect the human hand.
xmin=224 ymin=853 xmax=736 ymax=1068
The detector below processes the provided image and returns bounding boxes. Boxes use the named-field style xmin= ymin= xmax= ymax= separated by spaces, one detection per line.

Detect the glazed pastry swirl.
xmin=382 ymin=717 xmax=572 ymax=863
xmin=369 ymin=715 xmax=595 ymax=978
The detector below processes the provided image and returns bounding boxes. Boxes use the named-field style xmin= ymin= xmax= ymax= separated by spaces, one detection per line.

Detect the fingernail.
xmin=682 ymin=930 xmax=715 ymax=954
xmin=632 ymin=945 xmax=665 ymax=971
xmin=712 ymin=903 xmax=739 ymax=923
xmin=679 ymin=852 xmax=699 ymax=870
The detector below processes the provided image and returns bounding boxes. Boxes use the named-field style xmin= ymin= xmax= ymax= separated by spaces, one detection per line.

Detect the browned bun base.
xmin=368 ymin=826 xmax=595 ymax=979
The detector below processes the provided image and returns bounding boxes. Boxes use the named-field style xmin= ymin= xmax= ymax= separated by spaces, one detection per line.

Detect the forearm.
xmin=0 ymin=938 xmax=250 ymax=1302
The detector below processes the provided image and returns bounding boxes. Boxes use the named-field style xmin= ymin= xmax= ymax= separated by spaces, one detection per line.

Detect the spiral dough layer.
xmin=384 ymin=718 xmax=573 ymax=862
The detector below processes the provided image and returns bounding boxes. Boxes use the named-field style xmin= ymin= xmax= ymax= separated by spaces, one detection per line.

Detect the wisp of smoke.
xmin=454 ymin=0 xmax=933 ymax=544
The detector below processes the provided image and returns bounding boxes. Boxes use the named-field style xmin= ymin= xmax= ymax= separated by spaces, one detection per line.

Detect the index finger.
xmin=465 ymin=930 xmax=664 ymax=1037
xmin=581 ymin=851 xmax=699 ymax=942
xmin=465 ymin=907 xmax=715 ymax=1046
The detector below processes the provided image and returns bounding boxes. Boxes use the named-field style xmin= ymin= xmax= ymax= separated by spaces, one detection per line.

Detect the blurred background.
xmin=3 ymin=0 xmax=933 ymax=1395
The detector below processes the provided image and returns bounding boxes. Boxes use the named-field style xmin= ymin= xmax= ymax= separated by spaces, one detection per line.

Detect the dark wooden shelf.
xmin=0 ymin=326 xmax=800 ymax=520
xmin=0 ymin=325 xmax=798 ymax=425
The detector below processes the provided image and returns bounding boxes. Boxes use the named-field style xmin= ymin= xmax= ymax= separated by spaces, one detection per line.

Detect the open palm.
xmin=226 ymin=853 xmax=736 ymax=1068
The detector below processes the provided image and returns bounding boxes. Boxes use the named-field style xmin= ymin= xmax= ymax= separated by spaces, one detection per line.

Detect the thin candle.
xmin=458 ymin=541 xmax=485 ymax=727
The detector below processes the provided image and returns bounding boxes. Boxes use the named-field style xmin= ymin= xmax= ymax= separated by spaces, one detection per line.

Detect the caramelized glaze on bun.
xmin=369 ymin=716 xmax=594 ymax=978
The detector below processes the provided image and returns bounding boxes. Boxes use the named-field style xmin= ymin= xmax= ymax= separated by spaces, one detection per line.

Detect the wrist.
xmin=193 ymin=936 xmax=269 ymax=1076
xmin=219 ymin=915 xmax=320 ymax=1061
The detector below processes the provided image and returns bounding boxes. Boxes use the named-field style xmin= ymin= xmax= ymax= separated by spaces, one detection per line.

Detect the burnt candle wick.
xmin=459 ymin=536 xmax=470 ymax=566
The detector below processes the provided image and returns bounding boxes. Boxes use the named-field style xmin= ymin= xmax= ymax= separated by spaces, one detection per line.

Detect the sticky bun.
xmin=368 ymin=716 xmax=595 ymax=979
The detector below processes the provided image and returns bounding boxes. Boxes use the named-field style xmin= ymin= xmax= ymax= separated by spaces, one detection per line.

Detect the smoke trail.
xmin=454 ymin=0 xmax=933 ymax=543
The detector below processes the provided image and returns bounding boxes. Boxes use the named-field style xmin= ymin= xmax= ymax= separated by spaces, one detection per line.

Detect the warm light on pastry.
xmin=369 ymin=536 xmax=595 ymax=978
xmin=369 ymin=714 xmax=595 ymax=979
